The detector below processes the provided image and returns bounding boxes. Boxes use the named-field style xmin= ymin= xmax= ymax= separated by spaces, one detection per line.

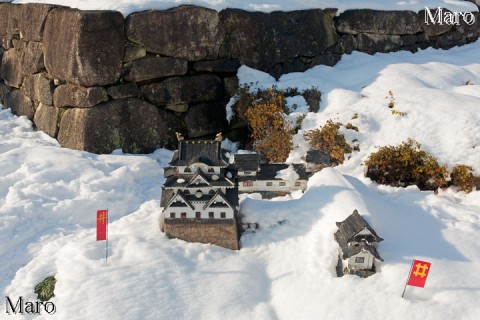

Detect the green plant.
xmin=365 ymin=139 xmax=448 ymax=191
xmin=386 ymin=90 xmax=395 ymax=108
xmin=450 ymin=165 xmax=475 ymax=193
xmin=246 ymin=89 xmax=294 ymax=163
xmin=391 ymin=109 xmax=407 ymax=117
xmin=34 ymin=276 xmax=57 ymax=301
xmin=301 ymin=86 xmax=321 ymax=112
xmin=345 ymin=123 xmax=359 ymax=132
xmin=304 ymin=120 xmax=353 ymax=165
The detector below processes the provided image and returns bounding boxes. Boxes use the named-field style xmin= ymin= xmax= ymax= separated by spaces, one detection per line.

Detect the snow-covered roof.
xmin=169 ymin=139 xmax=229 ymax=167
xmin=335 ymin=210 xmax=384 ymax=244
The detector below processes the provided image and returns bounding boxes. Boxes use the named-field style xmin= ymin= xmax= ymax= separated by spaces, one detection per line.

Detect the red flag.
xmin=96 ymin=210 xmax=108 ymax=241
xmin=407 ymin=259 xmax=431 ymax=288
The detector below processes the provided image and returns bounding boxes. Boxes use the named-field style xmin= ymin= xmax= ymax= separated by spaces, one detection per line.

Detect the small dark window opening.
xmin=181 ymin=212 xmax=187 ymax=219
xmin=208 ymin=168 xmax=215 ymax=172
xmin=184 ymin=167 xmax=192 ymax=172
xmin=279 ymin=182 xmax=286 ymax=186
xmin=266 ymin=182 xmax=273 ymax=186
xmin=170 ymin=212 xmax=175 ymax=218
xmin=355 ymin=257 xmax=365 ymax=263
xmin=295 ymin=181 xmax=301 ymax=186
xmin=220 ymin=212 xmax=226 ymax=219
xmin=196 ymin=212 xmax=201 ymax=219
xmin=209 ymin=212 xmax=214 ymax=219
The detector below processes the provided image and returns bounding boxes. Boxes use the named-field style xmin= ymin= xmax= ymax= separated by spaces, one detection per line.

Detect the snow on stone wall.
xmin=0 ymin=3 xmax=479 ymax=154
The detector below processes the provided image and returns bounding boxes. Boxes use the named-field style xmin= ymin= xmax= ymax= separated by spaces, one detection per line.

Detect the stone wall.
xmin=0 ymin=3 xmax=479 ymax=153
xmin=164 ymin=219 xmax=240 ymax=250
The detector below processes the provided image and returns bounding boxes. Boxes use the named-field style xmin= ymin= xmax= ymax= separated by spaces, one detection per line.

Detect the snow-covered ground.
xmin=7 ymin=0 xmax=479 ymax=16
xmin=1 ymin=42 xmax=480 ymax=319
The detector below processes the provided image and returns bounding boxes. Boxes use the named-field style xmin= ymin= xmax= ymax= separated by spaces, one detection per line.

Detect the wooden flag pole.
xmin=402 ymin=258 xmax=415 ymax=298
xmin=105 ymin=209 xmax=109 ymax=264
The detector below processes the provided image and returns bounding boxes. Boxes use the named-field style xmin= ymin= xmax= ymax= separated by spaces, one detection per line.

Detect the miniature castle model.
xmin=233 ymin=153 xmax=309 ymax=199
xmin=160 ymin=134 xmax=332 ymax=250
xmin=334 ymin=210 xmax=384 ymax=278
xmin=160 ymin=133 xmax=241 ymax=250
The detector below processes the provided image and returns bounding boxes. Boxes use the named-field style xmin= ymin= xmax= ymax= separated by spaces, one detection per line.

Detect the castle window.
xmin=355 ymin=257 xmax=365 ymax=263
xmin=196 ymin=212 xmax=201 ymax=219
xmin=295 ymin=181 xmax=301 ymax=186
xmin=170 ymin=212 xmax=175 ymax=218
xmin=184 ymin=167 xmax=191 ymax=173
xmin=220 ymin=212 xmax=226 ymax=219
xmin=279 ymin=182 xmax=286 ymax=186
xmin=208 ymin=168 xmax=215 ymax=172
xmin=266 ymin=182 xmax=273 ymax=186
xmin=243 ymin=181 xmax=253 ymax=187
xmin=181 ymin=212 xmax=187 ymax=219
xmin=244 ymin=171 xmax=252 ymax=175
xmin=209 ymin=212 xmax=214 ymax=219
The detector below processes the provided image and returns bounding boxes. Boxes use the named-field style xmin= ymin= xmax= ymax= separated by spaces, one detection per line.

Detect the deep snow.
xmin=1 ymin=39 xmax=480 ymax=320
xmin=8 ymin=0 xmax=479 ymax=16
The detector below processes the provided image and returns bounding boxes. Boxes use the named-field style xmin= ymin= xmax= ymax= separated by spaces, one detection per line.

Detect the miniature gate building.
xmin=160 ymin=133 xmax=240 ymax=250
xmin=334 ymin=210 xmax=384 ymax=277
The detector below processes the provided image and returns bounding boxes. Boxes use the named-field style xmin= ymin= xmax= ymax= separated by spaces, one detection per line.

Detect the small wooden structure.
xmin=334 ymin=210 xmax=383 ymax=277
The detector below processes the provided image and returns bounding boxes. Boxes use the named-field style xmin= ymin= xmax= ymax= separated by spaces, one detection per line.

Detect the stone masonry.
xmin=0 ymin=3 xmax=479 ymax=154
xmin=164 ymin=220 xmax=240 ymax=250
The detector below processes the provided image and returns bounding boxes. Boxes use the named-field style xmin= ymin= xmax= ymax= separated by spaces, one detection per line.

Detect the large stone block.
xmin=54 ymin=84 xmax=108 ymax=108
xmin=0 ymin=3 xmax=13 ymax=37
xmin=126 ymin=6 xmax=223 ymax=61
xmin=193 ymin=59 xmax=240 ymax=73
xmin=141 ymin=74 xmax=223 ymax=106
xmin=34 ymin=103 xmax=60 ymax=137
xmin=436 ymin=31 xmax=467 ymax=50
xmin=107 ymin=83 xmax=140 ymax=100
xmin=336 ymin=10 xmax=422 ymax=35
xmin=12 ymin=4 xmax=56 ymax=42
xmin=184 ymin=102 xmax=228 ymax=138
xmin=58 ymin=98 xmax=182 ymax=153
xmin=219 ymin=9 xmax=337 ymax=73
xmin=3 ymin=89 xmax=35 ymax=120
xmin=418 ymin=9 xmax=453 ymax=37
xmin=0 ymin=42 xmax=44 ymax=88
xmin=21 ymin=73 xmax=54 ymax=105
xmin=43 ymin=8 xmax=124 ymax=87
xmin=124 ymin=43 xmax=146 ymax=62
xmin=356 ymin=33 xmax=403 ymax=53
xmin=457 ymin=12 xmax=480 ymax=39
xmin=123 ymin=56 xmax=188 ymax=82
xmin=0 ymin=82 xmax=9 ymax=104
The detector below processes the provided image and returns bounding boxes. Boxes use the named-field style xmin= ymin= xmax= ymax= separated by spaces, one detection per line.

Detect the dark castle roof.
xmin=233 ymin=153 xmax=260 ymax=171
xmin=334 ymin=210 xmax=384 ymax=261
xmin=335 ymin=210 xmax=383 ymax=244
xmin=237 ymin=163 xmax=309 ymax=181
xmin=305 ymin=150 xmax=331 ymax=165
xmin=169 ymin=139 xmax=229 ymax=167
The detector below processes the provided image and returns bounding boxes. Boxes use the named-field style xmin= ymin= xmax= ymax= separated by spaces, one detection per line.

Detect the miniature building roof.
xmin=233 ymin=153 xmax=260 ymax=171
xmin=163 ymin=190 xmax=195 ymax=210
xmin=203 ymin=190 xmax=235 ymax=210
xmin=238 ymin=163 xmax=309 ymax=181
xmin=169 ymin=139 xmax=229 ymax=167
xmin=163 ymin=172 xmax=235 ymax=189
xmin=335 ymin=210 xmax=384 ymax=244
xmin=305 ymin=150 xmax=331 ymax=165
xmin=161 ymin=188 xmax=238 ymax=211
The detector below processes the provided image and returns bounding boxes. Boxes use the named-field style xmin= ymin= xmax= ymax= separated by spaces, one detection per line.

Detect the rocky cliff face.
xmin=1 ymin=3 xmax=479 ymax=154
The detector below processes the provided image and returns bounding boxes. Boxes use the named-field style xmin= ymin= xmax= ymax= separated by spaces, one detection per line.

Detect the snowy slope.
xmin=9 ymin=0 xmax=479 ymax=16
xmin=1 ymin=43 xmax=480 ymax=319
